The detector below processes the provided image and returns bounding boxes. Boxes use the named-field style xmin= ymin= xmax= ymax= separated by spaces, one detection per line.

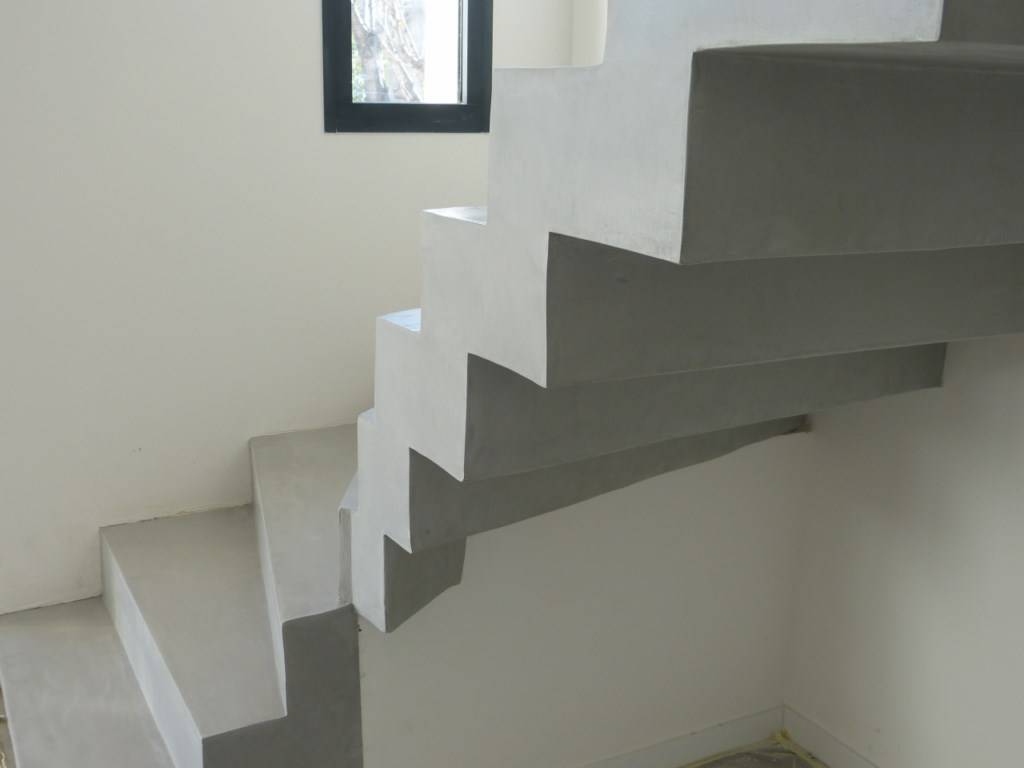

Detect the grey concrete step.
xmin=102 ymin=507 xmax=285 ymax=767
xmin=349 ymin=411 xmax=806 ymax=631
xmin=250 ymin=425 xmax=356 ymax=695
xmin=545 ymin=237 xmax=1024 ymax=386
xmin=683 ymin=41 xmax=1024 ymax=262
xmin=461 ymin=344 xmax=945 ymax=481
xmin=0 ymin=599 xmax=174 ymax=768
xmin=943 ymin=0 xmax=1024 ymax=44
xmin=102 ymin=506 xmax=363 ymax=768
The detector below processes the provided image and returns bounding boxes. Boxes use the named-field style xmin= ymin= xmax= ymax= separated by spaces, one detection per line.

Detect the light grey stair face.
xmin=546 ymin=236 xmax=1024 ymax=386
xmin=683 ymin=42 xmax=1024 ymax=263
xmin=407 ymin=417 xmax=807 ymax=551
xmin=252 ymin=426 xmax=355 ymax=625
xmin=0 ymin=600 xmax=174 ymax=768
xmin=251 ymin=426 xmax=355 ymax=697
xmin=464 ymin=345 xmax=945 ymax=481
xmin=103 ymin=508 xmax=285 ymax=742
xmin=942 ymin=0 xmax=1024 ymax=44
xmin=103 ymin=507 xmax=364 ymax=768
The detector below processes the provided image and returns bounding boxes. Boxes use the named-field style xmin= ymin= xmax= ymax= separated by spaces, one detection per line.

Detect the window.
xmin=323 ymin=0 xmax=493 ymax=133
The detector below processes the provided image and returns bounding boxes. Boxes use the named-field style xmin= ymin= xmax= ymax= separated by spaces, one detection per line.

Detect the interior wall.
xmin=0 ymin=0 xmax=572 ymax=615
xmin=361 ymin=434 xmax=808 ymax=768
xmin=786 ymin=335 xmax=1024 ymax=768
xmin=572 ymin=0 xmax=609 ymax=65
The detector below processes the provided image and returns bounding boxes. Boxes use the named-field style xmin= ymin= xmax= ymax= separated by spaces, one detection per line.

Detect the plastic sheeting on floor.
xmin=687 ymin=737 xmax=825 ymax=768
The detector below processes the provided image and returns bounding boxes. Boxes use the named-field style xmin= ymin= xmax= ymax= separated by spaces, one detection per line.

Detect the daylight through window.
xmin=351 ymin=0 xmax=464 ymax=105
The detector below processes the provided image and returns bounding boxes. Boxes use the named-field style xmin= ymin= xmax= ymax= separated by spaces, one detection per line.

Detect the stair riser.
xmin=684 ymin=45 xmax=1024 ymax=261
xmin=464 ymin=345 xmax=945 ymax=481
xmin=408 ymin=417 xmax=807 ymax=551
xmin=202 ymin=609 xmax=363 ymax=768
xmin=547 ymin=238 xmax=1024 ymax=386
xmin=942 ymin=0 xmax=1024 ymax=43
xmin=487 ymin=0 xmax=941 ymax=268
xmin=351 ymin=414 xmax=804 ymax=632
xmin=102 ymin=539 xmax=202 ymax=768
xmin=349 ymin=412 xmax=467 ymax=633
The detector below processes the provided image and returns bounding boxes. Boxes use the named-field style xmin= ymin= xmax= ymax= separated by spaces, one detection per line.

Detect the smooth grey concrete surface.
xmin=103 ymin=508 xmax=364 ymax=767
xmin=102 ymin=508 xmax=284 ymax=753
xmin=203 ymin=607 xmax=363 ymax=768
xmin=251 ymin=425 xmax=356 ymax=697
xmin=252 ymin=426 xmax=355 ymax=625
xmin=383 ymin=537 xmax=467 ymax=631
xmin=942 ymin=0 xmax=1024 ymax=44
xmin=465 ymin=345 xmax=945 ymax=480
xmin=546 ymin=236 xmax=1024 ymax=386
xmin=408 ymin=417 xmax=807 ymax=551
xmin=0 ymin=600 xmax=174 ymax=768
xmin=683 ymin=42 xmax=1024 ymax=262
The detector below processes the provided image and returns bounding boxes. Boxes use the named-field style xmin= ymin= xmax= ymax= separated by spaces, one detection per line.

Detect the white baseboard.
xmin=583 ymin=707 xmax=784 ymax=768
xmin=783 ymin=707 xmax=880 ymax=768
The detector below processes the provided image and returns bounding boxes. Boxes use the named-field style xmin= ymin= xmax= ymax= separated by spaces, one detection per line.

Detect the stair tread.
xmin=709 ymin=40 xmax=1024 ymax=71
xmin=0 ymin=599 xmax=174 ymax=768
xmin=102 ymin=507 xmax=284 ymax=738
xmin=251 ymin=425 xmax=357 ymax=623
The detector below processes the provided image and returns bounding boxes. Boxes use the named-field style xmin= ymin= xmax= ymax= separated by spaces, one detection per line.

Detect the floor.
xmin=0 ymin=687 xmax=12 ymax=767
xmin=688 ymin=739 xmax=823 ymax=768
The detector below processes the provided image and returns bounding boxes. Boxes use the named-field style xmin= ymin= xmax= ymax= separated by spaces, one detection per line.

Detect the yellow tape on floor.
xmin=682 ymin=732 xmax=829 ymax=768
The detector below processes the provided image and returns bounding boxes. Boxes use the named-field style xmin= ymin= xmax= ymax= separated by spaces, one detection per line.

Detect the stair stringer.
xmin=102 ymin=510 xmax=364 ymax=768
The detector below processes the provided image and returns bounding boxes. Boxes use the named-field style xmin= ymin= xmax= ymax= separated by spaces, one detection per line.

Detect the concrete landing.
xmin=0 ymin=600 xmax=174 ymax=768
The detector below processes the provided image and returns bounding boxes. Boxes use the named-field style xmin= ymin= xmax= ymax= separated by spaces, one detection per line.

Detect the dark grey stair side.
xmin=407 ymin=417 xmax=807 ymax=552
xmin=547 ymin=236 xmax=1024 ymax=386
xmin=683 ymin=42 xmax=1024 ymax=262
xmin=0 ymin=600 xmax=174 ymax=768
xmin=103 ymin=508 xmax=364 ymax=768
xmin=465 ymin=344 xmax=945 ymax=480
xmin=943 ymin=0 xmax=1024 ymax=44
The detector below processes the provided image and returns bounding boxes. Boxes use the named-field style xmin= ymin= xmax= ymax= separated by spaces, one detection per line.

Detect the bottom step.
xmin=0 ymin=599 xmax=173 ymax=768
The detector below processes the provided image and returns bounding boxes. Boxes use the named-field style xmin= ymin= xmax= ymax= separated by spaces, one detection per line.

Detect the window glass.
xmin=351 ymin=0 xmax=464 ymax=104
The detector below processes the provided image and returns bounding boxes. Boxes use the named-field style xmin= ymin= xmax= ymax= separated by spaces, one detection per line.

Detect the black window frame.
xmin=323 ymin=0 xmax=493 ymax=133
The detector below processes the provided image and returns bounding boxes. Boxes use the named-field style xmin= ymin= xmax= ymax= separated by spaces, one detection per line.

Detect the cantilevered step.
xmin=102 ymin=507 xmax=361 ymax=768
xmin=0 ymin=599 xmax=174 ymax=768
xmin=420 ymin=211 xmax=1024 ymax=390
xmin=376 ymin=306 xmax=949 ymax=482
xmin=943 ymin=0 xmax=1024 ymax=44
xmin=351 ymin=413 xmax=807 ymax=632
xmin=684 ymin=42 xmax=1024 ymax=262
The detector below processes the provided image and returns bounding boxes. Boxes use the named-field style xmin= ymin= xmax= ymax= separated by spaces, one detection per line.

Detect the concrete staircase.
xmin=2 ymin=0 xmax=1024 ymax=765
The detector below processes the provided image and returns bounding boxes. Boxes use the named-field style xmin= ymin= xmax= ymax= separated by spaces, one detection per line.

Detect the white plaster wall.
xmin=1 ymin=3 xmax=805 ymax=764
xmin=361 ymin=435 xmax=808 ymax=768
xmin=572 ymin=0 xmax=608 ymax=65
xmin=0 ymin=0 xmax=573 ymax=615
xmin=786 ymin=335 xmax=1024 ymax=768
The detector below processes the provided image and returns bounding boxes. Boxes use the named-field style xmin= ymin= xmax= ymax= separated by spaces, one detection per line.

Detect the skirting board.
xmin=782 ymin=708 xmax=880 ymax=768
xmin=582 ymin=707 xmax=783 ymax=768
xmin=581 ymin=706 xmax=881 ymax=768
